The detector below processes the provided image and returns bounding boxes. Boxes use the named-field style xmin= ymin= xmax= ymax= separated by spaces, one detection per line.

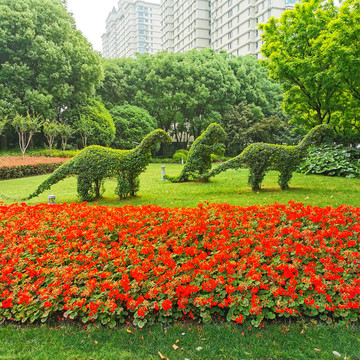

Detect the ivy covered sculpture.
xmin=27 ymin=129 xmax=171 ymax=201
xmin=164 ymin=123 xmax=227 ymax=182
xmin=202 ymin=124 xmax=333 ymax=190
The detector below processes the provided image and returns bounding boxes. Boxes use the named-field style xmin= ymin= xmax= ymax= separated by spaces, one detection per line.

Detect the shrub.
xmin=298 ymin=144 xmax=360 ymax=178
xmin=172 ymin=149 xmax=188 ymax=163
xmin=0 ymin=157 xmax=68 ymax=179
xmin=0 ymin=202 xmax=358 ymax=328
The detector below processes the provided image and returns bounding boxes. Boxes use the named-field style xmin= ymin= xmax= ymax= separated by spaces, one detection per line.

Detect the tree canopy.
xmin=110 ymin=105 xmax=157 ymax=150
xmin=259 ymin=0 xmax=360 ymax=144
xmin=97 ymin=49 xmax=284 ymax=147
xmin=0 ymin=0 xmax=103 ymax=120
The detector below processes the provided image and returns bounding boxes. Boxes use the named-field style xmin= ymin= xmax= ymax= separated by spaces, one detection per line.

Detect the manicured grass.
xmin=1 ymin=163 xmax=359 ymax=359
xmin=1 ymin=163 xmax=359 ymax=208
xmin=0 ymin=321 xmax=358 ymax=360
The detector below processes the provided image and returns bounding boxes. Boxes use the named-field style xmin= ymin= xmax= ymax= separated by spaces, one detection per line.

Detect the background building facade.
xmin=102 ymin=0 xmax=162 ymax=58
xmin=103 ymin=0 xmax=297 ymax=58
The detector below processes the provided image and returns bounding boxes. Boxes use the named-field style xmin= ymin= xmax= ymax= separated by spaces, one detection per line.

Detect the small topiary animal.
xmin=164 ymin=123 xmax=227 ymax=182
xmin=27 ymin=129 xmax=171 ymax=201
xmin=202 ymin=124 xmax=333 ymax=190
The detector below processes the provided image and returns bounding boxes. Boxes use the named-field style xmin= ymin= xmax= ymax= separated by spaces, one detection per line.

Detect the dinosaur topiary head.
xmin=298 ymin=124 xmax=334 ymax=149
xmin=201 ymin=123 xmax=227 ymax=144
xmin=137 ymin=129 xmax=172 ymax=152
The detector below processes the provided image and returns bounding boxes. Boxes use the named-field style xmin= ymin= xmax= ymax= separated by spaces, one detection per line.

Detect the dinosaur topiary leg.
xmin=77 ymin=173 xmax=96 ymax=201
xmin=248 ymin=167 xmax=266 ymax=191
xmin=278 ymin=169 xmax=293 ymax=190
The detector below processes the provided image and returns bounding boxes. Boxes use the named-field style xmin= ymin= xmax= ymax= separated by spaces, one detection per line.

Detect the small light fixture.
xmin=48 ymin=194 xmax=56 ymax=204
xmin=161 ymin=165 xmax=166 ymax=181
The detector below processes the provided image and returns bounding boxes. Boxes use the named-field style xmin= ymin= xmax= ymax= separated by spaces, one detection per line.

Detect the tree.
xmin=228 ymin=54 xmax=283 ymax=119
xmin=75 ymin=115 xmax=92 ymax=149
xmin=259 ymin=0 xmax=343 ymax=129
xmin=0 ymin=0 xmax=102 ymax=121
xmin=11 ymin=113 xmax=42 ymax=159
xmin=109 ymin=105 xmax=157 ymax=149
xmin=43 ymin=120 xmax=60 ymax=156
xmin=221 ymin=104 xmax=295 ymax=156
xmin=58 ymin=123 xmax=75 ymax=151
xmin=321 ymin=0 xmax=360 ymax=143
xmin=77 ymin=100 xmax=115 ymax=147
xmin=97 ymin=49 xmax=238 ymax=144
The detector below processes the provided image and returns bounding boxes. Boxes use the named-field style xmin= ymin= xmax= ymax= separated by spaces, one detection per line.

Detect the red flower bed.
xmin=0 ymin=156 xmax=69 ymax=180
xmin=0 ymin=156 xmax=69 ymax=167
xmin=0 ymin=202 xmax=359 ymax=328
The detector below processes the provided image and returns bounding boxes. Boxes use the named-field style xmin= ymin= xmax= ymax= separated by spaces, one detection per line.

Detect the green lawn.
xmin=0 ymin=321 xmax=358 ymax=360
xmin=1 ymin=163 xmax=359 ymax=359
xmin=1 ymin=163 xmax=360 ymax=208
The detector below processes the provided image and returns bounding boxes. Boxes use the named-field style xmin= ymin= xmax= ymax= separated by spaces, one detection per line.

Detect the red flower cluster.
xmin=0 ymin=201 xmax=358 ymax=327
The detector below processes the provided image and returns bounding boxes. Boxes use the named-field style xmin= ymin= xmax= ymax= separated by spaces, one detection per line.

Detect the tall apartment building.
xmin=102 ymin=0 xmax=162 ymax=58
xmin=161 ymin=0 xmax=212 ymax=53
xmin=161 ymin=0 xmax=297 ymax=57
xmin=211 ymin=0 xmax=297 ymax=57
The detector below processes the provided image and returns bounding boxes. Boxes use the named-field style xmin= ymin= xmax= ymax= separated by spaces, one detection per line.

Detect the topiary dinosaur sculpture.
xmin=164 ymin=123 xmax=227 ymax=183
xmin=201 ymin=124 xmax=333 ymax=190
xmin=27 ymin=129 xmax=172 ymax=201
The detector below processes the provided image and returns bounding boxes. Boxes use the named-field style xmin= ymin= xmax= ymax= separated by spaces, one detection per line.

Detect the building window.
xmin=248 ymin=19 xmax=250 ymax=27
xmin=228 ymin=31 xmax=232 ymax=39
xmin=228 ymin=20 xmax=232 ymax=28
xmin=268 ymin=10 xmax=271 ymax=18
xmin=228 ymin=10 xmax=232 ymax=17
xmin=248 ymin=31 xmax=251 ymax=39
xmin=248 ymin=43 xmax=250 ymax=50
xmin=228 ymin=42 xmax=232 ymax=49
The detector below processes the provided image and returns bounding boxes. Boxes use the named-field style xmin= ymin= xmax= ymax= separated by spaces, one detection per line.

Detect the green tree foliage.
xmin=228 ymin=54 xmax=282 ymax=119
xmin=222 ymin=104 xmax=296 ymax=156
xmin=0 ymin=0 xmax=102 ymax=120
xmin=11 ymin=113 xmax=42 ymax=159
xmin=97 ymin=49 xmax=238 ymax=143
xmin=27 ymin=129 xmax=172 ymax=201
xmin=259 ymin=0 xmax=360 ymax=144
xmin=109 ymin=105 xmax=157 ymax=149
xmin=204 ymin=125 xmax=333 ymax=190
xmin=75 ymin=100 xmax=115 ymax=147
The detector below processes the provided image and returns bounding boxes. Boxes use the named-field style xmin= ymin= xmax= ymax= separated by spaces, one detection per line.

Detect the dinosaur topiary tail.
xmin=201 ymin=154 xmax=244 ymax=181
xmin=27 ymin=159 xmax=75 ymax=199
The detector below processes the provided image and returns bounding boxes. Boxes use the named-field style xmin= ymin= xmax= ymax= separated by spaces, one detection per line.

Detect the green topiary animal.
xmin=202 ymin=124 xmax=333 ymax=190
xmin=27 ymin=129 xmax=171 ymax=201
xmin=164 ymin=123 xmax=227 ymax=182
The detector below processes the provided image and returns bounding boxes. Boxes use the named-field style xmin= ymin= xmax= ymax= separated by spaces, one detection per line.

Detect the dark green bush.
xmin=29 ymin=149 xmax=80 ymax=158
xmin=298 ymin=144 xmax=360 ymax=178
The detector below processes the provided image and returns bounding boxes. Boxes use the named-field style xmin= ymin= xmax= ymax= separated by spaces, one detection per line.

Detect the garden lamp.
xmin=48 ymin=194 xmax=56 ymax=204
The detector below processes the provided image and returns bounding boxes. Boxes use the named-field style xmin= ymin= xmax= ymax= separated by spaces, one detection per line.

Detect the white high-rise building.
xmin=102 ymin=0 xmax=162 ymax=58
xmin=211 ymin=0 xmax=297 ymax=57
xmin=161 ymin=0 xmax=297 ymax=57
xmin=161 ymin=0 xmax=212 ymax=53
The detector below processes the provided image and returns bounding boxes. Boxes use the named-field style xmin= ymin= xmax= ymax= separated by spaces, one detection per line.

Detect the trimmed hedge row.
xmin=0 ymin=162 xmax=65 ymax=180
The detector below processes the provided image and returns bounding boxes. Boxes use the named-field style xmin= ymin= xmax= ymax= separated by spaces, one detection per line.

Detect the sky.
xmin=65 ymin=0 xmax=160 ymax=53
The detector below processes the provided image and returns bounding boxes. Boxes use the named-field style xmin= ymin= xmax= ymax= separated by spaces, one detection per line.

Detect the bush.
xmin=172 ymin=149 xmax=188 ymax=163
xmin=0 ymin=162 xmax=65 ymax=180
xmin=298 ymin=144 xmax=360 ymax=178
xmin=0 ymin=202 xmax=358 ymax=328
xmin=29 ymin=149 xmax=80 ymax=158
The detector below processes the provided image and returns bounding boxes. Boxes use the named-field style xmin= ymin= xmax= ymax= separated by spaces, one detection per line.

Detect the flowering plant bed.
xmin=0 ymin=202 xmax=358 ymax=328
xmin=0 ymin=156 xmax=69 ymax=179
